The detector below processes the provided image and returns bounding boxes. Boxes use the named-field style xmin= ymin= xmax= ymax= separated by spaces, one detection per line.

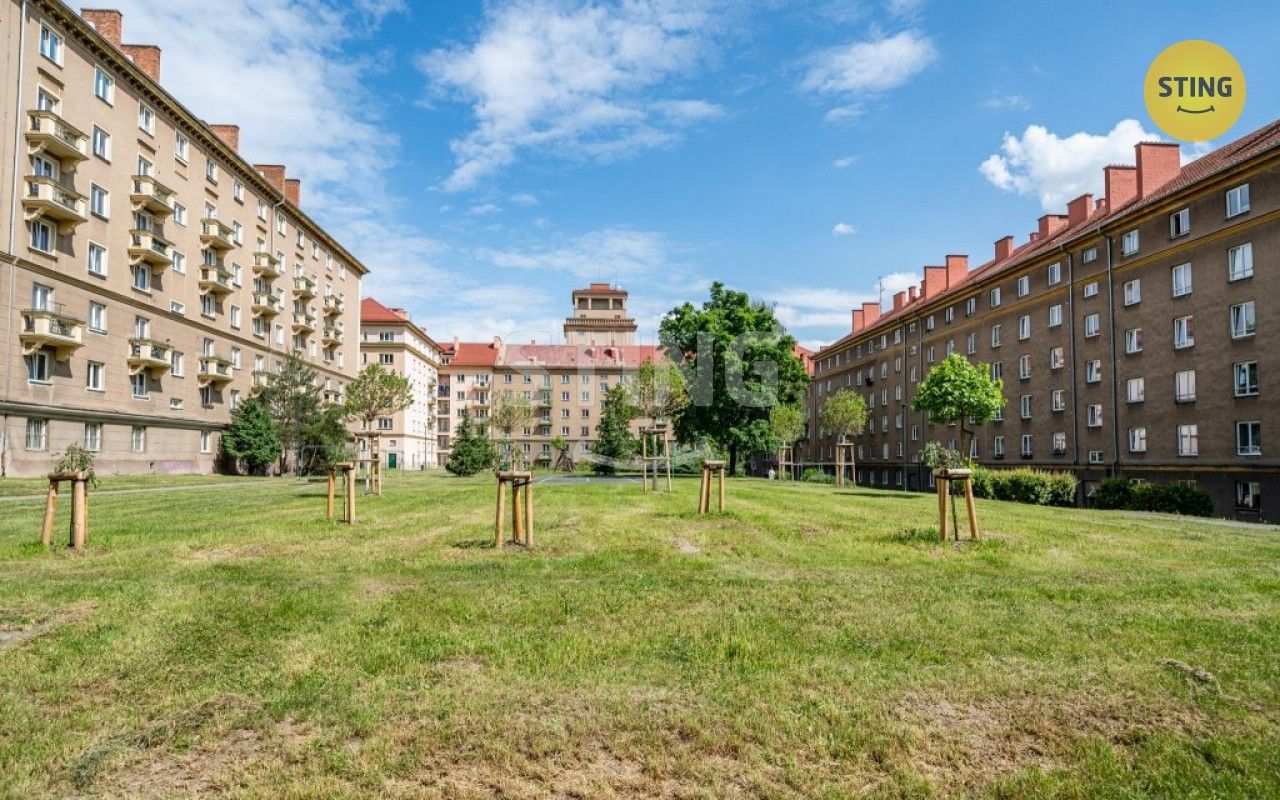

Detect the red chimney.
xmin=945 ymin=254 xmax=968 ymax=287
xmin=285 ymin=178 xmax=301 ymax=207
xmin=994 ymin=235 xmax=1014 ymax=262
xmin=1135 ymin=141 xmax=1181 ymax=199
xmin=908 ymin=285 xmax=918 ymax=303
xmin=81 ymin=9 xmax=122 ymax=46
xmin=1066 ymin=194 xmax=1093 ymax=228
xmin=1037 ymin=214 xmax=1069 ymax=240
xmin=121 ymin=44 xmax=160 ymax=81
xmin=211 ymin=124 xmax=239 ymax=152
xmin=923 ymin=266 xmax=947 ymax=299
xmin=861 ymin=301 xmax=881 ymax=327
xmin=1104 ymin=165 xmax=1138 ymax=210
xmin=255 ymin=164 xmax=286 ymax=193
xmin=851 ymin=308 xmax=864 ymax=333
xmin=893 ymin=291 xmax=906 ymax=311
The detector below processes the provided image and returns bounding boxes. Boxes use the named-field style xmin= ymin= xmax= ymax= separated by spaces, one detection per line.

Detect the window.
xmin=1017 ymin=275 xmax=1030 ymax=297
xmin=138 ymin=103 xmax=155 ymax=135
xmin=136 ymin=155 xmax=152 ymax=177
xmin=1086 ymin=360 xmax=1102 ymax=384
xmin=1047 ymin=262 xmax=1061 ymax=285
xmin=1127 ymin=377 xmax=1145 ymax=403
xmin=1049 ymin=346 xmax=1064 ymax=369
xmin=990 ymin=324 xmax=1002 ymax=348
xmin=993 ymin=436 xmax=1005 ymax=457
xmin=171 ymin=300 xmax=184 ymax=315
xmin=1230 ymin=301 xmax=1256 ymax=339
xmin=175 ymin=132 xmax=189 ymax=163
xmin=991 ymin=361 xmax=1002 ymax=381
xmin=1173 ymin=316 xmax=1194 ymax=349
xmin=1123 ymin=279 xmax=1141 ymax=306
xmin=1121 ymin=229 xmax=1139 ymax=256
xmin=86 ymin=361 xmax=104 ymax=391
xmin=1084 ymin=313 xmax=1100 ymax=338
xmin=1234 ymin=361 xmax=1258 ymax=397
xmin=26 ymin=419 xmax=48 ymax=451
xmin=1083 ymin=281 xmax=1099 ymax=298
xmin=1048 ymin=304 xmax=1063 ymax=327
xmin=205 ymin=160 xmax=218 ymax=183
xmin=131 ymin=426 xmax=147 ymax=453
xmin=944 ymin=307 xmax=955 ymax=324
xmin=131 ymin=264 xmax=150 ymax=292
xmin=1169 ymin=208 xmax=1190 ymax=238
xmin=94 ymin=67 xmax=115 ymax=103
xmin=1236 ymin=481 xmax=1261 ymax=511
xmin=1019 ymin=354 xmax=1032 ymax=380
xmin=201 ymin=294 xmax=215 ymax=317
xmin=989 ymin=287 xmax=1002 ymax=307
xmin=89 ymin=184 xmax=109 ymax=218
xmin=26 ymin=351 xmax=50 ymax=383
xmin=1129 ymin=427 xmax=1148 ymax=453
xmin=1125 ymin=328 xmax=1143 ymax=354
xmin=1175 ymin=369 xmax=1196 ymax=403
xmin=131 ymin=372 xmax=148 ymax=399
xmin=29 ymin=219 xmax=54 ymax=253
xmin=172 ymin=251 xmax=186 ymax=274
xmin=377 ymin=417 xmax=393 ymax=431
xmin=1226 ymin=183 xmax=1250 ymax=218
xmin=1171 ymin=263 xmax=1192 ymax=297
xmin=233 ymin=180 xmax=244 ymax=202
xmin=1228 ymin=242 xmax=1253 ymax=281
xmin=200 ymin=431 xmax=212 ymax=454
xmin=229 ymin=305 xmax=241 ymax=329
xmin=1020 ymin=394 xmax=1032 ymax=419
xmin=964 ymin=297 xmax=976 ymax=317
xmin=1087 ymin=404 xmax=1103 ymax=428
xmin=1020 ymin=434 xmax=1033 ymax=457
xmin=87 ymin=243 xmax=107 ymax=276
xmin=1052 ymin=389 xmax=1066 ymax=411
xmin=40 ymin=25 xmax=63 ymax=64
xmin=88 ymin=302 xmax=106 ymax=332
xmin=379 ymin=353 xmax=394 ymax=365
xmin=1051 ymin=432 xmax=1067 ymax=454
xmin=84 ymin=423 xmax=102 ymax=452
xmin=91 ymin=125 xmax=111 ymax=160
xmin=1018 ymin=315 xmax=1031 ymax=340
xmin=1237 ymin=421 xmax=1261 ymax=456
xmin=965 ymin=332 xmax=976 ymax=355
xmin=230 ymin=346 xmax=241 ymax=369
xmin=1177 ymin=424 xmax=1198 ymax=457
xmin=1082 ymin=247 xmax=1098 ymax=264
xmin=173 ymin=203 xmax=187 ymax=226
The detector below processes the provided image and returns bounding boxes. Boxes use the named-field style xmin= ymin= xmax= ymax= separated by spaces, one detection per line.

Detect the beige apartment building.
xmin=0 ymin=4 xmax=365 ymax=476
xmin=437 ymin=285 xmax=656 ymax=467
xmin=358 ymin=298 xmax=440 ymax=470
xmin=802 ymin=121 xmax=1280 ymax=521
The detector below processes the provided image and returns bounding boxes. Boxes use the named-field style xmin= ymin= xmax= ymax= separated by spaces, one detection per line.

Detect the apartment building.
xmin=358 ymin=298 xmax=440 ymax=470
xmin=0 ymin=4 xmax=365 ymax=476
xmin=803 ymin=120 xmax=1280 ymax=522
xmin=437 ymin=285 xmax=656 ymax=467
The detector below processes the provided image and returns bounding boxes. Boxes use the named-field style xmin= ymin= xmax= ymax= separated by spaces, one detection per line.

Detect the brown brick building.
xmin=802 ymin=121 xmax=1280 ymax=522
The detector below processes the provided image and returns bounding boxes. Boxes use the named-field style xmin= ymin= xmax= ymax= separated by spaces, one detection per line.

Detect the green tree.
xmin=769 ymin=403 xmax=807 ymax=479
xmin=658 ymin=282 xmax=810 ymax=475
xmin=549 ymin=435 xmax=574 ymax=472
xmin=445 ymin=409 xmax=496 ymax=476
xmin=490 ymin=390 xmax=536 ymax=470
xmin=259 ymin=354 xmax=348 ymax=474
xmin=591 ymin=384 xmax=639 ymax=474
xmin=628 ymin=359 xmax=689 ymax=424
xmin=911 ymin=353 xmax=1006 ymax=458
xmin=820 ymin=390 xmax=869 ymax=485
xmin=221 ymin=396 xmax=282 ymax=475
xmin=343 ymin=362 xmax=413 ymax=436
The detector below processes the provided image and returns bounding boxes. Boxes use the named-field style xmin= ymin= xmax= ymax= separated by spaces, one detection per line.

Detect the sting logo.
xmin=1145 ymin=41 xmax=1245 ymax=141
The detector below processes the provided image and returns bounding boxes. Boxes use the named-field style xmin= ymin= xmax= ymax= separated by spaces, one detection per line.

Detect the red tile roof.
xmin=444 ymin=341 xmax=659 ymax=369
xmin=360 ymin=297 xmax=408 ymax=323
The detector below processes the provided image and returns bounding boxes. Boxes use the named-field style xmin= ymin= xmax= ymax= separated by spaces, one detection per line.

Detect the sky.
xmin=101 ymin=0 xmax=1280 ymax=351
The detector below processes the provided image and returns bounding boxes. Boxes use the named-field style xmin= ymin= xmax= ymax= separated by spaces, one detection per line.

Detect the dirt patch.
xmin=672 ymin=537 xmax=701 ymax=555
xmin=183 ymin=543 xmax=271 ymax=563
xmin=355 ymin=577 xmax=422 ymax=600
xmin=0 ymin=602 xmax=93 ymax=649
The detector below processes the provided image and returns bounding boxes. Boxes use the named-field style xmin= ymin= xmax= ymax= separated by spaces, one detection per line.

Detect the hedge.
xmin=970 ymin=467 xmax=1077 ymax=507
xmin=1092 ymin=477 xmax=1214 ymax=517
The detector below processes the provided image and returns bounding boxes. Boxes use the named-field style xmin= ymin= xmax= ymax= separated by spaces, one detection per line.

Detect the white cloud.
xmin=980 ymin=91 xmax=1031 ymax=111
xmin=420 ymin=1 xmax=724 ymax=191
xmin=978 ymin=119 xmax=1163 ymax=211
xmin=831 ymin=222 xmax=857 ymax=236
xmin=468 ymin=203 xmax=503 ymax=216
xmin=480 ymin=227 xmax=674 ymax=281
xmin=801 ymin=30 xmax=937 ymax=117
xmin=886 ymin=0 xmax=925 ymax=17
xmin=767 ymin=271 xmax=921 ymax=333
xmin=509 ymin=192 xmax=540 ymax=206
xmin=832 ymin=155 xmax=858 ymax=168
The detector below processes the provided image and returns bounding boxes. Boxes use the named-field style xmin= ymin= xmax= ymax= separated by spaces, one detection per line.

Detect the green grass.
xmin=1 ymin=472 xmax=1278 ymax=799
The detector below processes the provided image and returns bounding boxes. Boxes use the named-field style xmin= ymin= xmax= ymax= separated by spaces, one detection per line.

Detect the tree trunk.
xmin=728 ymin=446 xmax=738 ymax=476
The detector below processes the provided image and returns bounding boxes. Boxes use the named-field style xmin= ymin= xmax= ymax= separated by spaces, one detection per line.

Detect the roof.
xmin=360 ymin=297 xmax=408 ymax=323
xmin=444 ymin=341 xmax=659 ymax=369
xmin=821 ymin=118 xmax=1280 ymax=354
xmin=572 ymin=283 xmax=627 ymax=296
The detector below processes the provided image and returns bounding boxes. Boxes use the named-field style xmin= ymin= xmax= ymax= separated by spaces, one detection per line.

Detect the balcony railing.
xmin=198 ymin=356 xmax=234 ymax=385
xmin=293 ymin=276 xmax=316 ymax=298
xmin=200 ymin=218 xmax=235 ymax=250
xmin=23 ymin=176 xmax=86 ymax=232
xmin=128 ymin=229 xmax=173 ymax=268
xmin=323 ymin=294 xmax=344 ymax=315
xmin=127 ymin=338 xmax=171 ymax=374
xmin=250 ymin=370 xmax=274 ymax=393
xmin=322 ymin=325 xmax=344 ymax=345
xmin=26 ymin=109 xmax=88 ymax=166
xmin=20 ymin=308 xmax=84 ymax=360
xmin=130 ymin=175 xmax=175 ymax=218
xmin=198 ymin=266 xmax=234 ymax=295
xmin=292 ymin=312 xmax=316 ymax=333
xmin=253 ymin=250 xmax=282 ymax=278
xmin=252 ymin=292 xmax=283 ymax=316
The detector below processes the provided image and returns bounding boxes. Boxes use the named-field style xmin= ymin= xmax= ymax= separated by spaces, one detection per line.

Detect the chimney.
xmin=121 ymin=44 xmax=160 ymax=82
xmin=893 ymin=291 xmax=906 ymax=311
xmin=210 ymin=124 xmax=239 ymax=152
xmin=851 ymin=308 xmax=863 ymax=332
xmin=255 ymin=164 xmax=286 ymax=193
xmin=994 ymin=235 xmax=1014 ymax=262
xmin=1037 ymin=214 xmax=1069 ymax=240
xmin=81 ymin=9 xmax=122 ymax=46
xmin=1104 ymin=165 xmax=1138 ymax=210
xmin=923 ymin=266 xmax=947 ymax=299
xmin=861 ymin=301 xmax=881 ymax=327
xmin=1028 ymin=231 xmax=1040 ymax=243
xmin=491 ymin=336 xmax=502 ymax=349
xmin=945 ymin=254 xmax=969 ymax=287
xmin=908 ymin=285 xmax=918 ymax=303
xmin=1135 ymin=141 xmax=1181 ymax=199
xmin=285 ymin=178 xmax=301 ymax=207
xmin=1067 ymin=194 xmax=1093 ymax=228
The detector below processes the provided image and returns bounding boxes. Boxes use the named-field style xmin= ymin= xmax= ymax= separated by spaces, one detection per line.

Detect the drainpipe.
xmin=1103 ymin=232 xmax=1121 ymax=478
xmin=1063 ymin=246 xmax=1079 ymax=470
xmin=3 ymin=0 xmax=30 ymax=477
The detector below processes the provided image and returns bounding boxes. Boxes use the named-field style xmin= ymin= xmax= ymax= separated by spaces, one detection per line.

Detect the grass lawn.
xmin=1 ymin=472 xmax=1278 ymax=798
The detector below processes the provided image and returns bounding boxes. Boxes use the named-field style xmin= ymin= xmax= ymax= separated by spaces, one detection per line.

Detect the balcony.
xmin=252 ymin=292 xmax=282 ymax=317
xmin=23 ymin=176 xmax=86 ymax=233
xmin=198 ymin=356 xmax=234 ymax=386
xmin=130 ymin=175 xmax=175 ymax=218
xmin=250 ymin=370 xmax=274 ymax=394
xmin=20 ymin=308 xmax=84 ymax=360
xmin=127 ymin=338 xmax=171 ymax=375
xmin=293 ymin=276 xmax=316 ymax=299
xmin=26 ymin=110 xmax=88 ymax=166
xmin=322 ymin=389 xmax=342 ymax=404
xmin=198 ymin=266 xmax=234 ymax=296
xmin=322 ymin=324 xmax=344 ymax=346
xmin=292 ymin=312 xmax=316 ymax=333
xmin=127 ymin=229 xmax=173 ymax=269
xmin=253 ymin=250 xmax=282 ymax=279
xmin=200 ymin=218 xmax=235 ymax=251
xmin=322 ymin=294 xmax=345 ymax=316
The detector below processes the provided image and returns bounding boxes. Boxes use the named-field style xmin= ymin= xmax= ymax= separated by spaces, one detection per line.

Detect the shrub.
xmin=970 ymin=467 xmax=996 ymax=499
xmin=968 ymin=468 xmax=1077 ymax=507
xmin=1092 ymin=477 xmax=1133 ymax=510
xmin=1044 ymin=472 xmax=1079 ymax=507
xmin=801 ymin=468 xmax=835 ymax=485
xmin=1092 ymin=478 xmax=1213 ymax=517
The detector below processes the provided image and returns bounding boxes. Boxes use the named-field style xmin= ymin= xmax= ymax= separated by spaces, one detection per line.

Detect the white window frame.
xmin=1228 ymin=242 xmax=1253 ymax=281
xmin=1171 ymin=263 xmax=1192 ymax=297
xmin=1226 ymin=183 xmax=1250 ymax=218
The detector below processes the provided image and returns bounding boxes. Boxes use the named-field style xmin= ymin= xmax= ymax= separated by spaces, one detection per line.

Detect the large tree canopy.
xmin=658 ymin=282 xmax=809 ymax=474
xmin=343 ymin=363 xmax=413 ymax=430
xmin=259 ymin=355 xmax=349 ymax=474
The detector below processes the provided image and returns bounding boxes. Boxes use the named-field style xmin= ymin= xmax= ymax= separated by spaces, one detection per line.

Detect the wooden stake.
xmin=345 ymin=467 xmax=356 ymax=524
xmin=41 ymin=481 xmax=57 ymax=547
xmin=512 ymin=482 xmax=524 ymax=543
xmin=717 ymin=465 xmax=725 ymax=513
xmin=495 ymin=478 xmax=506 ymax=548
xmin=524 ymin=479 xmax=534 ymax=547
xmin=964 ymin=478 xmax=980 ymax=541
xmin=70 ymin=476 xmax=87 ymax=550
xmin=326 ymin=470 xmax=336 ymax=521
xmin=937 ymin=477 xmax=949 ymax=541
xmin=641 ymin=434 xmax=649 ymax=493
xmin=664 ymin=429 xmax=672 ymax=492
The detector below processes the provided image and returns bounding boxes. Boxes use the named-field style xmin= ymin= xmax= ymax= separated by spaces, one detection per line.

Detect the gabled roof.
xmin=443 ymin=341 xmax=659 ymax=369
xmin=360 ymin=297 xmax=407 ymax=323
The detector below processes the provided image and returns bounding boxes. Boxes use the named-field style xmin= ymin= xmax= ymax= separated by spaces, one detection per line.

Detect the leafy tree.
xmin=221 ymin=395 xmax=282 ymax=475
xmin=911 ymin=353 xmax=1006 ymax=459
xmin=550 ymin=435 xmax=574 ymax=472
xmin=820 ymin=390 xmax=869 ymax=485
xmin=659 ymin=282 xmax=809 ymax=474
xmin=768 ymin=403 xmax=806 ymax=479
xmin=52 ymin=443 xmax=98 ymax=487
xmin=445 ymin=409 xmax=496 ymax=476
xmin=628 ymin=359 xmax=689 ymax=424
xmin=259 ymin=354 xmax=349 ymax=474
xmin=343 ymin=363 xmax=412 ymax=446
xmin=591 ymin=384 xmax=639 ymax=474
xmin=490 ymin=390 xmax=536 ymax=470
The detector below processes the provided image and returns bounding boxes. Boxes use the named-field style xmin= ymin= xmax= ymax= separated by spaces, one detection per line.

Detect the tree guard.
xmin=40 ymin=471 xmax=90 ymax=549
xmin=495 ymin=470 xmax=534 ymax=548
xmin=640 ymin=423 xmax=674 ymax=493
xmin=326 ymin=462 xmax=357 ymax=524
xmin=698 ymin=460 xmax=726 ymax=514
xmin=834 ymin=440 xmax=855 ymax=487
xmin=934 ymin=468 xmax=980 ymax=541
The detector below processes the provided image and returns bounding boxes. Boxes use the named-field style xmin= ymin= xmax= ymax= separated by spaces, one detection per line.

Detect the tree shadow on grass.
xmin=835 ymin=491 xmax=919 ymax=499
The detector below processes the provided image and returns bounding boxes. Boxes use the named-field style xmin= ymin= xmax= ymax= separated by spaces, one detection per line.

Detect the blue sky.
xmin=108 ymin=0 xmax=1280 ymax=349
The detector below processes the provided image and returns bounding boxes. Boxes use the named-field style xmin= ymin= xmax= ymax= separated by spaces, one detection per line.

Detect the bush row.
xmin=1091 ymin=478 xmax=1214 ymax=516
xmin=801 ymin=468 xmax=835 ymax=485
xmin=969 ymin=467 xmax=1077 ymax=507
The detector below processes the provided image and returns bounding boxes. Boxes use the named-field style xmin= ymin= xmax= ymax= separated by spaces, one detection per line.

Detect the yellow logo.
xmin=1145 ymin=40 xmax=1245 ymax=142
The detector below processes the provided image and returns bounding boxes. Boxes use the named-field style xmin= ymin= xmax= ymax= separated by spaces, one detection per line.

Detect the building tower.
xmin=562 ymin=284 xmax=637 ymax=346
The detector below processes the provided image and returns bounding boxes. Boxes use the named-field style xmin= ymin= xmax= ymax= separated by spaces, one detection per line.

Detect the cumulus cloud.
xmin=978 ymin=119 xmax=1164 ymax=211
xmin=767 ymin=271 xmax=921 ymax=333
xmin=801 ymin=29 xmax=937 ymax=121
xmin=831 ymin=222 xmax=857 ymax=236
xmin=420 ymin=1 xmax=725 ymax=191
xmin=832 ymin=155 xmax=858 ymax=168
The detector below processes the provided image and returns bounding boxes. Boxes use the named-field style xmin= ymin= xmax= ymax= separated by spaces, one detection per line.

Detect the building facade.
xmin=358 ymin=298 xmax=440 ymax=470
xmin=562 ymin=283 xmax=637 ymax=345
xmin=0 ymin=4 xmax=365 ymax=476
xmin=803 ymin=122 xmax=1280 ymax=522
